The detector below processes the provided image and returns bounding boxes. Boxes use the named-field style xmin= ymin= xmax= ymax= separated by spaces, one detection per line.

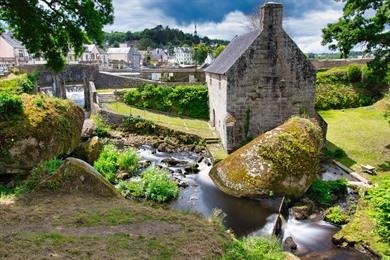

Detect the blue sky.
xmin=105 ymin=0 xmax=346 ymax=53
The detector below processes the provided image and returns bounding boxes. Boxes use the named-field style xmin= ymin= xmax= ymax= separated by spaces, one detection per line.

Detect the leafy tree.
xmin=322 ymin=0 xmax=389 ymax=76
xmin=0 ymin=0 xmax=114 ymax=72
xmin=193 ymin=43 xmax=210 ymax=65
xmin=213 ymin=45 xmax=226 ymax=58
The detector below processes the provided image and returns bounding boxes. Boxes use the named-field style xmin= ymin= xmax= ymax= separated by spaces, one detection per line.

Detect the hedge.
xmin=123 ymin=84 xmax=209 ymax=119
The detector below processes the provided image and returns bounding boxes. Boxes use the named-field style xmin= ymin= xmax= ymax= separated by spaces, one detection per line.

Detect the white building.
xmin=174 ymin=47 xmax=194 ymax=65
xmin=67 ymin=44 xmax=106 ymax=64
xmin=0 ymin=33 xmax=29 ymax=68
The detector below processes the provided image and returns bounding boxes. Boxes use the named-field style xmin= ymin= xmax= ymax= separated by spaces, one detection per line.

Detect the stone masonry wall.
xmin=225 ymin=19 xmax=316 ymax=150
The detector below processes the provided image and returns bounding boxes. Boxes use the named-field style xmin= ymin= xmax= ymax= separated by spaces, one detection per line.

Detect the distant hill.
xmin=104 ymin=25 xmax=229 ymax=51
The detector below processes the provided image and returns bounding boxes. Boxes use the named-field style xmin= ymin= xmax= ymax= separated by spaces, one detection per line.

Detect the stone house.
xmin=174 ymin=47 xmax=194 ymax=65
xmin=0 ymin=33 xmax=29 ymax=68
xmin=205 ymin=3 xmax=316 ymax=152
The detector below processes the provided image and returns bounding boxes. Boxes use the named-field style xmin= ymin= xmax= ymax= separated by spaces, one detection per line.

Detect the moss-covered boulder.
xmin=209 ymin=117 xmax=323 ymax=198
xmin=71 ymin=137 xmax=103 ymax=165
xmin=0 ymin=94 xmax=84 ymax=175
xmin=36 ymin=158 xmax=122 ymax=198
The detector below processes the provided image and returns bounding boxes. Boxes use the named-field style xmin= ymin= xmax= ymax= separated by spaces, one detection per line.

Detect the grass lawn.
xmin=319 ymin=103 xmax=390 ymax=176
xmin=103 ymin=102 xmax=218 ymax=139
xmin=320 ymin=101 xmax=390 ymax=257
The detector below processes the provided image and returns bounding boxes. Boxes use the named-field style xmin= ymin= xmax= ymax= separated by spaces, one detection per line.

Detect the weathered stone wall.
xmin=18 ymin=64 xmax=99 ymax=86
xmin=207 ymin=73 xmax=228 ymax=148
xmin=216 ymin=5 xmax=316 ymax=151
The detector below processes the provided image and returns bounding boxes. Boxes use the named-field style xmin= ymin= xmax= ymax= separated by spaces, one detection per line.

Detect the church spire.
xmin=194 ymin=23 xmax=198 ymax=36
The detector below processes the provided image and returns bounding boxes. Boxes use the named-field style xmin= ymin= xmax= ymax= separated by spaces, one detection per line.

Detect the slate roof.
xmin=205 ymin=29 xmax=260 ymax=75
xmin=1 ymin=33 xmax=24 ymax=48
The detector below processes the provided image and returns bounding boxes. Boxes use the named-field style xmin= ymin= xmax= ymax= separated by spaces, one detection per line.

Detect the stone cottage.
xmin=205 ymin=2 xmax=316 ymax=152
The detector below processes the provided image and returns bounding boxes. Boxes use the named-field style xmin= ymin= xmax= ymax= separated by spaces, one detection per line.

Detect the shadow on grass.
xmin=377 ymin=161 xmax=390 ymax=172
xmin=325 ymin=141 xmax=357 ymax=168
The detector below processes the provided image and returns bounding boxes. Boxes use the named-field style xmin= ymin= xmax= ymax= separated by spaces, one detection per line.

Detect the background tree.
xmin=213 ymin=45 xmax=226 ymax=58
xmin=0 ymin=0 xmax=114 ymax=72
xmin=322 ymin=0 xmax=389 ymax=76
xmin=193 ymin=43 xmax=210 ymax=65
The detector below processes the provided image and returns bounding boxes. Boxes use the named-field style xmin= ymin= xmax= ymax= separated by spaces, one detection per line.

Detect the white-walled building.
xmin=174 ymin=47 xmax=194 ymax=65
xmin=0 ymin=33 xmax=29 ymax=68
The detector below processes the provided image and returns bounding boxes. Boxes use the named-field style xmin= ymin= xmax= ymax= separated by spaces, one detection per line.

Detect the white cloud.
xmin=106 ymin=0 xmax=344 ymax=53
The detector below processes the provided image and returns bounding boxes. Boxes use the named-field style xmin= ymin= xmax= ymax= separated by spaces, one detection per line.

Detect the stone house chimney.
xmin=260 ymin=2 xmax=283 ymax=31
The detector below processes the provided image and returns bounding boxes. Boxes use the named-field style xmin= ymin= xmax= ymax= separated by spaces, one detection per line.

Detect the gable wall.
xmin=225 ymin=29 xmax=316 ymax=150
xmin=206 ymin=72 xmax=228 ymax=148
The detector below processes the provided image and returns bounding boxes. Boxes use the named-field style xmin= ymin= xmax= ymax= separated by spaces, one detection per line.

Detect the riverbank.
xmin=319 ymin=100 xmax=390 ymax=257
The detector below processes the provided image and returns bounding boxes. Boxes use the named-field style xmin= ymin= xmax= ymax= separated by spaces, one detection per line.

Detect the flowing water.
xmin=136 ymin=145 xmax=369 ymax=259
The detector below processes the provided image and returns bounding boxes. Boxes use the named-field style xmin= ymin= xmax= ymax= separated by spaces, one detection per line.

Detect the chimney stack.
xmin=260 ymin=2 xmax=283 ymax=31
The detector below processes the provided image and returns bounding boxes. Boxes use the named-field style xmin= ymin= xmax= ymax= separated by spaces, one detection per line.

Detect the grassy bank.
xmin=320 ymin=101 xmax=390 ymax=257
xmin=102 ymin=102 xmax=218 ymax=139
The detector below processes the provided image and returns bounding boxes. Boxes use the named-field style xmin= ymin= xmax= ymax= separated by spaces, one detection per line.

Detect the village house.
xmin=174 ymin=47 xmax=194 ymax=66
xmin=107 ymin=44 xmax=141 ymax=69
xmin=150 ymin=48 xmax=168 ymax=63
xmin=0 ymin=33 xmax=29 ymax=68
xmin=205 ymin=3 xmax=316 ymax=152
xmin=67 ymin=44 xmax=108 ymax=65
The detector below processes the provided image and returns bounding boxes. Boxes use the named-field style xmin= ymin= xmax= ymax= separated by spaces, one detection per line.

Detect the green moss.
xmin=325 ymin=206 xmax=349 ymax=225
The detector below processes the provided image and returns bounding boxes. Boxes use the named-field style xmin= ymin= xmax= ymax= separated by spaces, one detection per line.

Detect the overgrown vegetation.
xmin=384 ymin=91 xmax=390 ymax=123
xmin=94 ymin=145 xmax=139 ymax=183
xmin=223 ymin=236 xmax=285 ymax=260
xmin=367 ymin=175 xmax=390 ymax=242
xmin=91 ymin=114 xmax=111 ymax=137
xmin=315 ymin=64 xmax=387 ymax=110
xmin=0 ymin=159 xmax=63 ymax=197
xmin=126 ymin=167 xmax=179 ymax=203
xmin=308 ymin=179 xmax=348 ymax=207
xmin=0 ymin=91 xmax=23 ymax=120
xmin=123 ymin=84 xmax=209 ymax=119
xmin=325 ymin=206 xmax=349 ymax=225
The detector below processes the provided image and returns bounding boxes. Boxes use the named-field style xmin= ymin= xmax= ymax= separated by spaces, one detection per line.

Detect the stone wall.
xmin=211 ymin=4 xmax=316 ymax=152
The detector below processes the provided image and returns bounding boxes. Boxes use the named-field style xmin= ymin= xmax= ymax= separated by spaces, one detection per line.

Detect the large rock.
xmin=209 ymin=118 xmax=323 ymax=198
xmin=71 ymin=136 xmax=103 ymax=165
xmin=36 ymin=157 xmax=122 ymax=198
xmin=0 ymin=95 xmax=84 ymax=175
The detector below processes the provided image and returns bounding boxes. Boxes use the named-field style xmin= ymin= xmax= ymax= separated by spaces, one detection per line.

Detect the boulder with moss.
xmin=209 ymin=117 xmax=323 ymax=198
xmin=35 ymin=157 xmax=122 ymax=197
xmin=71 ymin=136 xmax=103 ymax=165
xmin=0 ymin=94 xmax=84 ymax=175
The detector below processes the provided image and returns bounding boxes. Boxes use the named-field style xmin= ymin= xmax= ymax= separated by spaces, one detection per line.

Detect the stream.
xmin=135 ymin=145 xmax=369 ymax=260
xmin=64 ymin=91 xmax=369 ymax=259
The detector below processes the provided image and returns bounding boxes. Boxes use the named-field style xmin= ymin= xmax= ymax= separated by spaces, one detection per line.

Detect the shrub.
xmin=142 ymin=167 xmax=179 ymax=202
xmin=0 ymin=91 xmax=23 ymax=119
xmin=223 ymin=237 xmax=285 ymax=260
xmin=308 ymin=179 xmax=348 ymax=207
xmin=91 ymin=114 xmax=111 ymax=137
xmin=123 ymin=84 xmax=209 ymax=119
xmin=325 ymin=206 xmax=349 ymax=225
xmin=347 ymin=64 xmax=362 ymax=83
xmin=0 ymin=73 xmax=38 ymax=94
xmin=93 ymin=145 xmax=119 ymax=183
xmin=118 ymin=148 xmax=139 ymax=174
xmin=362 ymin=66 xmax=386 ymax=87
xmin=122 ymin=115 xmax=157 ymax=134
xmin=127 ymin=180 xmax=144 ymax=198
xmin=367 ymin=176 xmax=390 ymax=241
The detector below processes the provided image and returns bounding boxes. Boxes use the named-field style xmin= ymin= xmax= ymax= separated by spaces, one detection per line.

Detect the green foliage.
xmin=91 ymin=114 xmax=111 ymax=137
xmin=223 ymin=237 xmax=285 ymax=260
xmin=121 ymin=115 xmax=157 ymax=134
xmin=123 ymin=84 xmax=209 ymax=119
xmin=104 ymin=25 xmax=228 ymax=49
xmin=12 ymin=159 xmax=64 ymax=195
xmin=0 ymin=1 xmax=113 ymax=72
xmin=347 ymin=64 xmax=362 ymax=83
xmin=126 ymin=167 xmax=179 ymax=203
xmin=308 ymin=179 xmax=349 ymax=207
xmin=0 ymin=91 xmax=23 ymax=120
xmin=94 ymin=145 xmax=119 ymax=183
xmin=321 ymin=0 xmax=389 ymax=74
xmin=127 ymin=180 xmax=145 ymax=198
xmin=193 ymin=43 xmax=210 ymax=64
xmin=0 ymin=73 xmax=37 ymax=94
xmin=325 ymin=206 xmax=349 ymax=225
xmin=315 ymin=65 xmax=377 ymax=110
xmin=384 ymin=92 xmax=390 ymax=123
xmin=367 ymin=175 xmax=390 ymax=241
xmin=213 ymin=45 xmax=226 ymax=58
xmin=117 ymin=148 xmax=140 ymax=174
